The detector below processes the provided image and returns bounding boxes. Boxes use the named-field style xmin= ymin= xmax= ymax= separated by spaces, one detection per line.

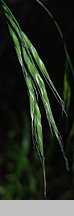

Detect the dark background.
xmin=0 ymin=0 xmax=74 ymax=199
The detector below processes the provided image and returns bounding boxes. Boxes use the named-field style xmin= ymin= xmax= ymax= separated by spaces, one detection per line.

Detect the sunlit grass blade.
xmin=0 ymin=0 xmax=21 ymax=31
xmin=63 ymin=60 xmax=71 ymax=113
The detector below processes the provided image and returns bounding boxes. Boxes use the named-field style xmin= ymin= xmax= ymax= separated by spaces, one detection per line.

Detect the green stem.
xmin=36 ymin=0 xmax=74 ymax=79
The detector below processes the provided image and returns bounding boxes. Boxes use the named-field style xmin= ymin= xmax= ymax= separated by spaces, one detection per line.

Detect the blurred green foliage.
xmin=0 ymin=106 xmax=73 ymax=199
